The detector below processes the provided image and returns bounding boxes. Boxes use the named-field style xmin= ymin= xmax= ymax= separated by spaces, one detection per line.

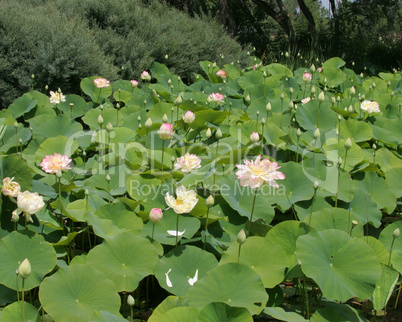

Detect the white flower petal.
xmin=188 ymin=269 xmax=199 ymax=286
xmin=167 ymin=229 xmax=186 ymax=237
xmin=165 ymin=268 xmax=173 ymax=287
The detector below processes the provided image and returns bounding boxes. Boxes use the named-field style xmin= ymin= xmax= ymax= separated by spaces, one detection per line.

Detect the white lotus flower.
xmin=188 ymin=269 xmax=198 ymax=286
xmin=167 ymin=229 xmax=186 ymax=237
xmin=165 ymin=186 xmax=198 ymax=214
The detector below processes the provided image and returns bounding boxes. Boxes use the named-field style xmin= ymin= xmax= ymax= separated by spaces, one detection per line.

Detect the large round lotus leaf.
xmin=216 ymin=174 xmax=275 ymax=224
xmin=264 ymin=307 xmax=307 ymax=322
xmin=310 ymin=302 xmax=367 ymax=322
xmin=375 ymin=148 xmax=402 ymax=173
xmin=31 ymin=114 xmax=83 ymax=139
xmin=89 ymin=310 xmax=127 ymax=321
xmin=159 ymin=307 xmax=201 ymax=321
xmin=0 ymin=154 xmax=32 ymax=191
xmin=0 ymin=231 xmax=57 ymax=291
xmin=320 ymin=67 xmax=346 ymax=88
xmin=58 ymin=94 xmax=86 ymax=119
xmin=322 ymin=57 xmax=346 ymax=69
xmin=82 ymin=106 xmax=118 ymax=129
xmin=238 ymin=70 xmax=264 ymax=90
xmin=385 ymin=168 xmax=402 ymax=198
xmin=197 ymin=302 xmax=252 ymax=322
xmin=303 ymin=208 xmax=363 ymax=237
xmin=35 ymin=135 xmax=79 ymax=163
xmin=148 ymin=296 xmax=188 ymax=322
xmin=339 ymin=118 xmax=373 ymax=142
xmin=8 ymin=93 xmax=38 ymax=119
xmin=220 ymin=236 xmax=289 ymax=288
xmin=0 ymin=301 xmax=39 ymax=321
xmin=372 ymin=264 xmax=399 ymax=311
xmin=86 ymin=233 xmax=158 ymax=292
xmin=354 ymin=171 xmax=396 ymax=214
xmin=349 ymin=190 xmax=382 ymax=227
xmin=296 ymin=100 xmax=336 ymax=133
xmin=266 ymin=220 xmax=309 ymax=268
xmin=295 ymin=229 xmax=381 ymax=301
xmin=379 ymin=221 xmax=402 ymax=274
xmin=141 ymin=211 xmax=201 ymax=246
xmin=81 ymin=76 xmax=113 ymax=103
xmin=39 ymin=264 xmax=121 ymax=322
xmin=364 ymin=236 xmax=389 ymax=265
xmin=187 ymin=263 xmax=268 ymax=315
xmin=154 ymin=245 xmax=218 ymax=297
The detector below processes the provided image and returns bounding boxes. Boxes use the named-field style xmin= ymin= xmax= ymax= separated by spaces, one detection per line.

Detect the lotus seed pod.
xmin=352 ymin=220 xmax=358 ymax=227
xmin=236 ymin=229 xmax=246 ymax=245
xmin=350 ymin=86 xmax=356 ymax=97
xmin=296 ymin=128 xmax=302 ymax=137
xmin=313 ymin=180 xmax=319 ymax=190
xmin=215 ymin=128 xmax=223 ymax=139
xmin=280 ymin=93 xmax=285 ymax=99
xmin=18 ymin=258 xmax=31 ymax=279
xmin=11 ymin=213 xmax=19 ymax=223
xmin=162 ymin=114 xmax=169 ymax=123
xmin=206 ymin=128 xmax=212 ymax=139
xmin=266 ymin=102 xmax=272 ymax=111
xmin=289 ymin=87 xmax=294 ymax=94
xmin=145 ymin=118 xmax=153 ymax=128
xmin=106 ymin=122 xmax=113 ymax=132
xmin=206 ymin=195 xmax=214 ymax=208
xmin=393 ymin=228 xmax=400 ymax=239
xmin=314 ymin=128 xmax=320 ymax=139
xmin=344 ymin=138 xmax=352 ymax=150
xmin=126 ymin=295 xmax=135 ymax=307
xmin=97 ymin=114 xmax=104 ymax=125
xmin=318 ymin=92 xmax=325 ymax=103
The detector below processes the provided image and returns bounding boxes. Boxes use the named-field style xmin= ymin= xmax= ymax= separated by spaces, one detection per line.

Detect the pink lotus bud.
xmin=182 ymin=111 xmax=195 ymax=124
xmin=158 ymin=123 xmax=174 ymax=140
xmin=250 ymin=132 xmax=260 ymax=143
xmin=130 ymin=80 xmax=138 ymax=88
xmin=303 ymin=73 xmax=312 ymax=82
xmin=141 ymin=71 xmax=151 ymax=81
xmin=216 ymin=70 xmax=228 ymax=78
xmin=149 ymin=208 xmax=163 ymax=223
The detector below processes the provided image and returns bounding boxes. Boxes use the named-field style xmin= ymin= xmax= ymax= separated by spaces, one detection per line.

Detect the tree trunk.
xmin=296 ymin=0 xmax=317 ymax=48
xmin=329 ymin=0 xmax=340 ymax=54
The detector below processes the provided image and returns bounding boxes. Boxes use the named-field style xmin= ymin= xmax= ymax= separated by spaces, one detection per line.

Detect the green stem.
xmin=296 ymin=136 xmax=300 ymax=162
xmin=161 ymin=140 xmax=165 ymax=180
xmin=22 ymin=278 xmax=25 ymax=322
xmin=203 ymin=208 xmax=210 ymax=250
xmin=343 ymin=150 xmax=348 ymax=171
xmin=247 ymin=190 xmax=257 ymax=237
xmin=303 ymin=274 xmax=309 ymax=319
xmin=175 ymin=213 xmax=179 ymax=248
xmin=107 ymin=181 xmax=111 ymax=204
xmin=151 ymin=223 xmax=155 ymax=240
xmin=237 ymin=244 xmax=242 ymax=263
xmin=16 ymin=274 xmax=20 ymax=301
xmin=317 ymin=102 xmax=321 ymax=128
xmin=389 ymin=237 xmax=396 ymax=266
xmin=308 ymin=190 xmax=317 ymax=232
xmin=335 ymin=164 xmax=341 ymax=208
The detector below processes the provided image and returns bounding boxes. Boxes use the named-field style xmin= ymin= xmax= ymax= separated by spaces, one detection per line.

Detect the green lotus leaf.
xmin=82 ymin=105 xmax=118 ymax=129
xmin=187 ymin=262 xmax=267 ymax=315
xmin=370 ymin=118 xmax=401 ymax=149
xmin=81 ymin=76 xmax=113 ymax=103
xmin=364 ymin=236 xmax=390 ymax=265
xmin=0 ymin=154 xmax=32 ymax=191
xmin=197 ymin=302 xmax=253 ymax=322
xmin=158 ymin=306 xmax=201 ymax=321
xmin=89 ymin=310 xmax=127 ymax=322
xmin=296 ymin=100 xmax=337 ymax=133
xmin=372 ymin=264 xmax=399 ymax=311
xmin=148 ymin=296 xmax=188 ymax=322
xmin=379 ymin=221 xmax=402 ymax=274
xmin=0 ymin=231 xmax=57 ymax=291
xmin=86 ymin=233 xmax=158 ymax=292
xmin=31 ymin=114 xmax=83 ymax=139
xmin=265 ymin=63 xmax=293 ymax=77
xmin=0 ymin=124 xmax=32 ymax=153
xmin=264 ymin=307 xmax=307 ymax=322
xmin=320 ymin=67 xmax=346 ymax=88
xmin=154 ymin=245 xmax=218 ymax=297
xmin=39 ymin=264 xmax=121 ymax=322
xmin=310 ymin=302 xmax=367 ymax=322
xmin=322 ymin=137 xmax=364 ymax=172
xmin=339 ymin=118 xmax=373 ymax=142
xmin=58 ymin=94 xmax=87 ymax=119
xmin=220 ymin=236 xmax=289 ymax=288
xmin=322 ymin=57 xmax=346 ymax=69
xmin=35 ymin=135 xmax=79 ymax=164
xmin=375 ymin=148 xmax=402 ymax=173
xmin=385 ymin=168 xmax=402 ymax=198
xmin=0 ymin=301 xmax=39 ymax=322
xmin=296 ymin=229 xmax=381 ymax=301
xmin=0 ymin=284 xmax=17 ymax=306
xmin=238 ymin=70 xmax=264 ymax=90
xmin=349 ymin=190 xmax=382 ymax=227
xmin=85 ymin=170 xmax=127 ymax=196
xmin=8 ymin=93 xmax=38 ymax=119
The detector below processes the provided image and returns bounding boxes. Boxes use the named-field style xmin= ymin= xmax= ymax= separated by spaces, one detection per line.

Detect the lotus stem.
xmin=175 ymin=213 xmax=179 ymax=248
xmin=21 ymin=278 xmax=25 ymax=322
xmin=237 ymin=244 xmax=242 ymax=263
xmin=203 ymin=207 xmax=210 ymax=250
xmin=308 ymin=189 xmax=317 ymax=232
xmin=161 ymin=140 xmax=165 ymax=178
xmin=248 ymin=189 xmax=258 ymax=236
xmin=303 ymin=274 xmax=309 ymax=319
xmin=151 ymin=223 xmax=155 ymax=240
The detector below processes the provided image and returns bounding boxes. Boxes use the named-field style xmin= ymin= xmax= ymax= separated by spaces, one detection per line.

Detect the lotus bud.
xmin=285 ymin=52 xmax=289 ymax=58
xmin=45 ymin=85 xmax=49 ymax=91
xmin=331 ymin=96 xmax=336 ymax=104
xmin=215 ymin=128 xmax=223 ymax=139
xmin=311 ymin=86 xmax=316 ymax=94
xmin=14 ymin=122 xmax=18 ymax=129
xmin=369 ymin=85 xmax=373 ymax=91
xmin=323 ymin=78 xmax=327 ymax=84
xmin=297 ymin=260 xmax=302 ymax=266
xmin=288 ymin=101 xmax=294 ymax=109
xmin=182 ymin=111 xmax=195 ymax=124
xmin=263 ymin=71 xmax=267 ymax=77
xmin=289 ymin=87 xmax=294 ymax=94
xmin=391 ymin=91 xmax=394 ymax=97
xmin=106 ymin=174 xmax=111 ymax=182
xmin=372 ymin=82 xmax=376 ymax=88
xmin=336 ymin=96 xmax=341 ymax=102
xmin=56 ymin=170 xmax=62 ymax=179
xmin=97 ymin=114 xmax=104 ymax=125
xmin=261 ymin=117 xmax=266 ymax=125
xmin=236 ymin=229 xmax=246 ymax=245
xmin=296 ymin=128 xmax=302 ymax=137
xmin=352 ymin=61 xmax=355 ymax=66
xmin=162 ymin=114 xmax=169 ymax=123
xmin=313 ymin=180 xmax=319 ymax=190
xmin=314 ymin=128 xmax=320 ymax=139
xmin=350 ymin=86 xmax=356 ymax=97
xmin=127 ymin=295 xmax=135 ymax=307
xmin=174 ymin=96 xmax=182 ymax=106
xmin=18 ymin=258 xmax=31 ymax=279
xmin=372 ymin=143 xmax=377 ymax=150
xmin=266 ymin=102 xmax=272 ymax=112
xmin=387 ymin=81 xmax=391 ymax=87
xmin=338 ymin=157 xmax=343 ymax=165
xmin=106 ymin=122 xmax=113 ymax=132
xmin=360 ymin=73 xmax=364 ymax=78
xmin=344 ymin=138 xmax=352 ymax=150
xmin=206 ymin=128 xmax=212 ymax=139
xmin=338 ymin=115 xmax=342 ymax=120
xmin=11 ymin=213 xmax=19 ymax=222
xmin=145 ymin=118 xmax=152 ymax=128
xmin=256 ymin=110 xmax=260 ymax=116
xmin=149 ymin=208 xmax=163 ymax=223
xmin=85 ymin=189 xmax=89 ymax=196
xmin=280 ymin=93 xmax=285 ymax=100
xmin=116 ymin=103 xmax=120 ymax=109
xmin=393 ymin=228 xmax=400 ymax=239
xmin=245 ymin=95 xmax=251 ymax=103
xmin=158 ymin=123 xmax=174 ymax=140
xmin=206 ymin=195 xmax=214 ymax=208
xmin=348 ymin=105 xmax=354 ymax=113
xmin=250 ymin=132 xmax=259 ymax=143
xmin=212 ymin=62 xmax=217 ymax=68
xmin=310 ymin=64 xmax=316 ymax=72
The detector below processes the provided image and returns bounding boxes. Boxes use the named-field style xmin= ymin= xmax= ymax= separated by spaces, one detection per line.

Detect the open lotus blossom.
xmin=360 ymin=100 xmax=380 ymax=114
xmin=236 ymin=154 xmax=285 ymax=189
xmin=165 ymin=269 xmax=173 ymax=287
xmin=165 ymin=186 xmax=198 ymax=214
xmin=216 ymin=70 xmax=228 ymax=78
xmin=93 ymin=77 xmax=110 ymax=88
xmin=130 ymin=80 xmax=138 ymax=88
xmin=174 ymin=153 xmax=201 ymax=173
xmin=188 ymin=269 xmax=199 ymax=286
xmin=303 ymin=73 xmax=312 ymax=82
xmin=40 ymin=153 xmax=72 ymax=174
xmin=12 ymin=191 xmax=45 ymax=223
xmin=182 ymin=111 xmax=195 ymax=124
xmin=301 ymin=97 xmax=312 ymax=105
xmin=49 ymin=91 xmax=66 ymax=105
xmin=141 ymin=71 xmax=151 ymax=81
xmin=2 ymin=177 xmax=21 ymax=197
xmin=158 ymin=123 xmax=174 ymax=140
xmin=208 ymin=92 xmax=224 ymax=103
xmin=167 ymin=229 xmax=186 ymax=237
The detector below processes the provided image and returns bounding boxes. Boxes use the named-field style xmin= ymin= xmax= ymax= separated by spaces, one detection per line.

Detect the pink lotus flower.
xmin=303 ymin=73 xmax=312 ymax=82
xmin=360 ymin=100 xmax=380 ymax=114
xmin=174 ymin=153 xmax=202 ymax=173
xmin=158 ymin=123 xmax=174 ymax=140
xmin=130 ymin=80 xmax=138 ymax=88
xmin=94 ymin=78 xmax=110 ymax=88
xmin=250 ymin=132 xmax=260 ymax=143
xmin=317 ymin=67 xmax=322 ymax=73
xmin=236 ymin=155 xmax=285 ymax=189
xmin=301 ymin=97 xmax=312 ymax=105
xmin=40 ymin=153 xmax=72 ymax=174
xmin=182 ymin=111 xmax=195 ymax=124
xmin=149 ymin=208 xmax=163 ymax=223
xmin=12 ymin=191 xmax=45 ymax=223
xmin=208 ymin=93 xmax=224 ymax=103
xmin=2 ymin=177 xmax=21 ymax=197
xmin=49 ymin=91 xmax=66 ymax=105
xmin=216 ymin=70 xmax=228 ymax=78
xmin=141 ymin=71 xmax=151 ymax=81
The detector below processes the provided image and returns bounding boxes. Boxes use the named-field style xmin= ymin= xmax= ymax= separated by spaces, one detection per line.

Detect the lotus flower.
xmin=41 ymin=153 xmax=72 ymax=174
xmin=216 ymin=70 xmax=228 ymax=78
xmin=49 ymin=91 xmax=66 ymax=105
xmin=12 ymin=191 xmax=45 ymax=223
xmin=182 ymin=111 xmax=195 ymax=124
xmin=303 ymin=73 xmax=312 ymax=82
xmin=141 ymin=71 xmax=151 ymax=81
xmin=2 ymin=177 xmax=21 ymax=197
xmin=165 ymin=186 xmax=198 ymax=214
xmin=158 ymin=123 xmax=174 ymax=140
xmin=130 ymin=80 xmax=138 ymax=88
xmin=208 ymin=93 xmax=224 ymax=103
xmin=360 ymin=100 xmax=380 ymax=114
xmin=174 ymin=153 xmax=201 ymax=173
xmin=93 ymin=78 xmax=110 ymax=88
xmin=149 ymin=208 xmax=163 ymax=223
